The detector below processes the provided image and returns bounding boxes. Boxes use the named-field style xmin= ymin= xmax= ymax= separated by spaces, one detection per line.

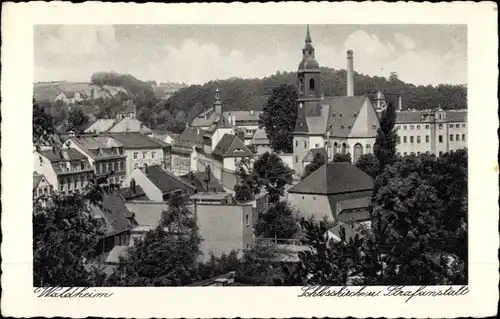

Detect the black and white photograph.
xmin=1 ymin=2 xmax=498 ymax=318
xmin=31 ymin=23 xmax=469 ymax=287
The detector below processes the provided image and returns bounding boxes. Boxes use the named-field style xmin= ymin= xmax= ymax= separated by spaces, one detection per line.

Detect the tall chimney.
xmin=398 ymin=95 xmax=403 ymax=111
xmin=347 ymin=50 xmax=354 ymax=97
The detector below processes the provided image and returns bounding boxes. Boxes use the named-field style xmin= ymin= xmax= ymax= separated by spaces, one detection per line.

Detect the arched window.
xmin=353 ymin=143 xmax=363 ymax=163
xmin=309 ymin=78 xmax=315 ymax=90
xmin=133 ymin=163 xmax=139 ymax=169
xmin=299 ymin=78 xmax=304 ymax=94
xmin=342 ymin=143 xmax=347 ymax=155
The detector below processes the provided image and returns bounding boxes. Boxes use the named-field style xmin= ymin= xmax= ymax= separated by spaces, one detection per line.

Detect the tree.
xmin=234 ymin=157 xmax=261 ymax=202
xmin=254 ymin=201 xmax=299 ymax=239
xmin=252 ymin=152 xmax=294 ymax=203
xmin=106 ymin=192 xmax=201 ymax=286
xmin=259 ymin=84 xmax=298 ymax=153
xmin=373 ymin=102 xmax=397 ymax=173
xmin=332 ymin=153 xmax=351 ymax=163
xmin=235 ymin=244 xmax=283 ymax=285
xmin=303 ymin=152 xmax=327 ymax=179
xmin=33 ymin=100 xmax=60 ymax=152
xmin=355 ymin=154 xmax=380 ymax=178
xmin=68 ymin=106 xmax=90 ymax=133
xmin=33 ymin=191 xmax=107 ymax=287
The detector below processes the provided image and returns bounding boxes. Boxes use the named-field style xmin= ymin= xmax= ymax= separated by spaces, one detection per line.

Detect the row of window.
xmin=59 ymin=174 xmax=90 ymax=191
xmin=398 ymin=134 xmax=466 ymax=144
xmin=58 ymin=161 xmax=90 ymax=173
xmin=97 ymin=161 xmax=125 ymax=175
xmin=398 ymin=151 xmax=446 ymax=157
xmin=133 ymin=151 xmax=157 ymax=160
xmin=397 ymin=123 xmax=466 ymax=130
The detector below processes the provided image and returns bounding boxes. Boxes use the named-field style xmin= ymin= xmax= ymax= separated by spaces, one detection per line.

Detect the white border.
xmin=1 ymin=2 xmax=498 ymax=318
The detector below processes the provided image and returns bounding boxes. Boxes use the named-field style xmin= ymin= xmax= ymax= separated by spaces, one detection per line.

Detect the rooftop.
xmin=39 ymin=148 xmax=87 ymax=162
xmin=144 ymin=165 xmax=197 ymax=195
xmin=190 ymin=192 xmax=233 ymax=201
xmin=288 ymin=162 xmax=374 ymax=195
xmin=212 ymin=134 xmax=254 ymax=158
xmin=108 ymin=133 xmax=166 ymax=149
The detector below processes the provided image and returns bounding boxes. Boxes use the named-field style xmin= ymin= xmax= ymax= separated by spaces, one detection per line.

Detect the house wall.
xmin=293 ymin=134 xmax=310 ymax=176
xmin=287 ymin=193 xmax=333 ymax=221
xmin=33 ymin=154 xmax=59 ymax=189
xmin=255 ymin=144 xmax=272 ymax=155
xmin=126 ymin=147 xmax=165 ymax=176
xmin=278 ymin=153 xmax=294 ymax=169
xmin=395 ymin=120 xmax=466 ymax=157
xmin=34 ymin=176 xmax=52 ymax=198
xmin=196 ymin=203 xmax=253 ymax=262
xmin=171 ymin=153 xmax=191 ymax=176
xmin=308 ymin=136 xmax=325 ymax=149
xmin=212 ymin=128 xmax=234 ymax=150
xmin=122 ymin=169 xmax=163 ymax=201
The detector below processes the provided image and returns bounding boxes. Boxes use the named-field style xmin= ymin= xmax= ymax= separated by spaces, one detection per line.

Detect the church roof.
xmin=298 ymin=59 xmax=320 ymax=70
xmin=288 ymin=162 xmax=373 ymax=195
xmin=295 ymin=95 xmax=370 ymax=137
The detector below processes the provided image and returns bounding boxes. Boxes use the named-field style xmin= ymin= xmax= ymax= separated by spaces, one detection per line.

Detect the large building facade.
xmin=292 ymin=26 xmax=380 ymax=177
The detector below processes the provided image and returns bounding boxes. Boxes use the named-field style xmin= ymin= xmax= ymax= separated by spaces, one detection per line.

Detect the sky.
xmin=34 ymin=24 xmax=467 ymax=86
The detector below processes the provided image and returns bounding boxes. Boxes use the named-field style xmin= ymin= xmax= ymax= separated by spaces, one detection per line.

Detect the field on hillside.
xmin=33 ymin=82 xmax=129 ymax=101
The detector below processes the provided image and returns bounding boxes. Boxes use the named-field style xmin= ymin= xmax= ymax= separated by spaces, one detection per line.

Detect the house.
xmin=287 ymin=162 xmax=373 ymax=223
xmin=394 ymin=108 xmax=467 ymax=157
xmin=54 ymin=91 xmax=84 ymax=104
xmin=90 ymin=191 xmax=134 ymax=265
xmin=190 ymin=192 xmax=233 ymax=205
xmin=84 ymin=101 xmax=153 ymax=135
xmin=107 ymin=132 xmax=170 ymax=175
xmin=33 ymin=172 xmax=52 ymax=199
xmin=292 ymin=27 xmax=381 ymax=177
xmin=251 ymin=127 xmax=272 ymax=155
xmin=125 ymin=201 xmax=170 ymax=245
xmin=196 ymin=202 xmax=255 ymax=262
xmin=171 ymin=127 xmax=205 ymax=176
xmin=180 ymin=171 xmax=226 ymax=193
xmin=302 ymin=147 xmax=328 ymax=168
xmin=33 ymin=148 xmax=94 ymax=194
xmin=64 ymin=136 xmax=127 ymax=185
xmin=122 ymin=164 xmax=197 ymax=201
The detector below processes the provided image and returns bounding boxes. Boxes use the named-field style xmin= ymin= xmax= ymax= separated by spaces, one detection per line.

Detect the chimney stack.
xmin=398 ymin=95 xmax=403 ymax=111
xmin=347 ymin=50 xmax=354 ymax=97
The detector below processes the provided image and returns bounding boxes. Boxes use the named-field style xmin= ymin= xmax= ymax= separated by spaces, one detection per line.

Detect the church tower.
xmin=293 ymin=25 xmax=322 ymax=177
xmin=297 ymin=25 xmax=322 ymax=102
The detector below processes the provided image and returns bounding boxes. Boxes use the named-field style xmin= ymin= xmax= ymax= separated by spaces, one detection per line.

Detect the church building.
xmin=293 ymin=26 xmax=380 ymax=177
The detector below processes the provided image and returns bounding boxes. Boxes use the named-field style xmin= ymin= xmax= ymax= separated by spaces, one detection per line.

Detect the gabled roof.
xmin=108 ymin=133 xmax=165 ymax=149
xmin=295 ymin=95 xmax=369 ymax=137
xmin=108 ymin=117 xmax=152 ymax=134
xmin=145 ymin=165 xmax=197 ymax=195
xmin=68 ymin=136 xmax=126 ymax=160
xmin=288 ymin=162 xmax=373 ymax=195
xmin=212 ymin=134 xmax=253 ymax=158
xmin=39 ymin=148 xmax=87 ymax=162
xmin=125 ymin=201 xmax=169 ymax=227
xmin=302 ymin=147 xmax=327 ymax=163
xmin=180 ymin=171 xmax=226 ymax=193
xmin=85 ymin=119 xmax=117 ymax=133
xmin=175 ymin=127 xmax=206 ymax=148
xmin=91 ymin=191 xmax=134 ymax=236
xmin=33 ymin=172 xmax=45 ymax=189
xmin=251 ymin=128 xmax=270 ymax=145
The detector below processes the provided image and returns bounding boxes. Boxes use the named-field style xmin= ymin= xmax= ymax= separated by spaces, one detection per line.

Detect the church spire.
xmin=305 ymin=24 xmax=312 ymax=43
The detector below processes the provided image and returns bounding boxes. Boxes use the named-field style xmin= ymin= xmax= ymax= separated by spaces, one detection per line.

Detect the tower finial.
xmin=305 ymin=24 xmax=311 ymax=43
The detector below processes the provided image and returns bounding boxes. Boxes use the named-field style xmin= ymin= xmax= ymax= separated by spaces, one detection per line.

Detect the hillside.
xmin=33 ymin=81 xmax=129 ymax=102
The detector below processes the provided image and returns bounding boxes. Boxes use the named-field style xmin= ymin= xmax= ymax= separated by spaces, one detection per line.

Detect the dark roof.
xmin=212 ymin=134 xmax=253 ymax=158
xmin=119 ymin=185 xmax=149 ymax=201
xmin=288 ymin=162 xmax=373 ymax=195
xmin=92 ymin=192 xmax=134 ymax=236
xmin=145 ymin=165 xmax=196 ymax=195
xmin=180 ymin=171 xmax=226 ymax=193
xmin=298 ymin=58 xmax=320 ymax=70
xmin=396 ymin=109 xmax=467 ymax=124
xmin=302 ymin=147 xmax=327 ymax=163
xmin=39 ymin=148 xmax=87 ymax=162
xmin=175 ymin=127 xmax=205 ymax=148
xmin=108 ymin=133 xmax=165 ymax=149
